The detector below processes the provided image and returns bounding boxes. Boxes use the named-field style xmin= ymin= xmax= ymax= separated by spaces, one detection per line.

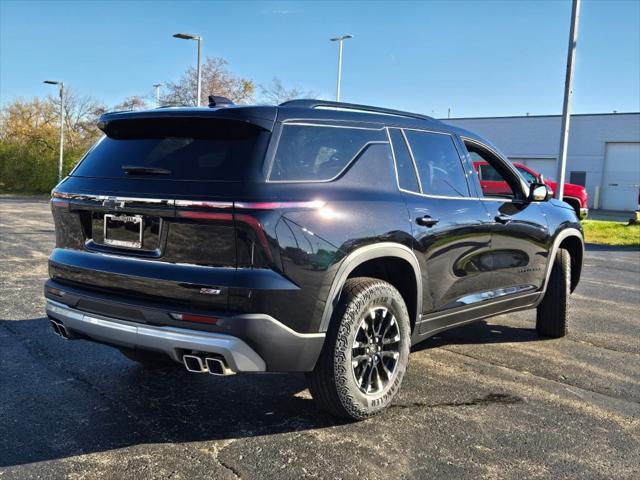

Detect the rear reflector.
xmin=46 ymin=286 xmax=66 ymax=297
xmin=51 ymin=198 xmax=70 ymax=208
xmin=170 ymin=313 xmax=218 ymax=325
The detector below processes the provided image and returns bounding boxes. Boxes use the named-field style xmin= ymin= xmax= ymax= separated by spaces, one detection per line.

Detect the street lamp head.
xmin=330 ymin=34 xmax=353 ymax=42
xmin=43 ymin=80 xmax=61 ymax=85
xmin=173 ymin=32 xmax=200 ymax=40
xmin=152 ymin=83 xmax=163 ymax=88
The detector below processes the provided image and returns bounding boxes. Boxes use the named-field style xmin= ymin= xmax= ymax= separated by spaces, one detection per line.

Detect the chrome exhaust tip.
xmin=205 ymin=357 xmax=233 ymax=376
xmin=50 ymin=320 xmax=62 ymax=337
xmin=50 ymin=319 xmax=70 ymax=339
xmin=57 ymin=322 xmax=70 ymax=339
xmin=183 ymin=354 xmax=207 ymax=373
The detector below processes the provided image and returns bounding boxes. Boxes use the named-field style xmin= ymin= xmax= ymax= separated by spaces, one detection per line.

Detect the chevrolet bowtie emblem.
xmin=102 ymin=197 xmax=126 ymax=209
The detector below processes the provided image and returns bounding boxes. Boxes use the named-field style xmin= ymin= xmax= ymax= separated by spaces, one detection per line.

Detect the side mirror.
xmin=529 ymin=183 xmax=551 ymax=202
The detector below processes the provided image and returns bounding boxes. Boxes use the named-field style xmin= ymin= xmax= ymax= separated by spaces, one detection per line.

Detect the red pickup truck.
xmin=474 ymin=161 xmax=588 ymax=219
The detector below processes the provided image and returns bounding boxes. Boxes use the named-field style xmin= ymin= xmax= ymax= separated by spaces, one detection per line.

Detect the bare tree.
xmin=0 ymin=89 xmax=105 ymax=151
xmin=258 ymin=77 xmax=316 ymax=105
xmin=161 ymin=57 xmax=255 ymax=106
xmin=58 ymin=88 xmax=106 ymax=149
xmin=113 ymin=95 xmax=149 ymax=112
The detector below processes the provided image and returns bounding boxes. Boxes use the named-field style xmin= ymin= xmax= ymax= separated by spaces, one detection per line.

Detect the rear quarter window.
xmin=269 ymin=124 xmax=386 ymax=181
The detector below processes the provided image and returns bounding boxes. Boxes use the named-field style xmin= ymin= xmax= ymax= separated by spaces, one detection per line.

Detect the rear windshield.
xmin=72 ymin=117 xmax=268 ymax=181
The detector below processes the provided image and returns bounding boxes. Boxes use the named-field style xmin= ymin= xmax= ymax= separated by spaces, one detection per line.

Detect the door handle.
xmin=495 ymin=214 xmax=512 ymax=224
xmin=416 ymin=215 xmax=439 ymax=227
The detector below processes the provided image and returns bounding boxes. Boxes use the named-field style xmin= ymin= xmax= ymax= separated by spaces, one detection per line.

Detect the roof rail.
xmin=279 ymin=99 xmax=434 ymax=122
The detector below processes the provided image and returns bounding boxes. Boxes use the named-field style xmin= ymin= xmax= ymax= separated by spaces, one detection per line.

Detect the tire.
xmin=119 ymin=348 xmax=177 ymax=370
xmin=307 ymin=277 xmax=411 ymax=420
xmin=536 ymin=248 xmax=571 ymax=338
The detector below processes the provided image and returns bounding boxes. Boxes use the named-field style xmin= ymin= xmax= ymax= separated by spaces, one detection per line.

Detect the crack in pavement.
xmin=439 ymin=346 xmax=640 ymax=408
xmin=198 ymin=440 xmax=242 ymax=480
xmin=392 ymin=392 xmax=523 ymax=410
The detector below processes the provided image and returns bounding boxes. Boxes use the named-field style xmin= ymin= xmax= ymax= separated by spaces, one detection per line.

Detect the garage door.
xmin=511 ymin=158 xmax=557 ymax=182
xmin=601 ymin=142 xmax=640 ymax=212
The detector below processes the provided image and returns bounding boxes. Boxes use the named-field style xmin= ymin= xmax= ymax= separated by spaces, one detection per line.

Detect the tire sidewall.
xmin=333 ymin=282 xmax=411 ymax=416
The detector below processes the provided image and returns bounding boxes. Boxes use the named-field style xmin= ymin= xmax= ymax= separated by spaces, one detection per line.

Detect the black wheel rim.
xmin=351 ymin=307 xmax=401 ymax=395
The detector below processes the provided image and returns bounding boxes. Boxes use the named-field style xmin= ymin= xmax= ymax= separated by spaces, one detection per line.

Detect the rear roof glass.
xmin=72 ymin=117 xmax=268 ymax=181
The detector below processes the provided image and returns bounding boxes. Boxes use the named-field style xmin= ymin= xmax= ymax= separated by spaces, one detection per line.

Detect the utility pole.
xmin=44 ymin=80 xmax=64 ymax=182
xmin=555 ymin=0 xmax=581 ymax=200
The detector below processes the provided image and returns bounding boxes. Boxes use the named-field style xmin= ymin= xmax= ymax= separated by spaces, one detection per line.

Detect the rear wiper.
xmin=122 ymin=165 xmax=171 ymax=175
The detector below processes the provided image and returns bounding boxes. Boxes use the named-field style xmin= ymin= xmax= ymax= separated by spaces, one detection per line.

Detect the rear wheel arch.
xmin=318 ymin=243 xmax=422 ymax=333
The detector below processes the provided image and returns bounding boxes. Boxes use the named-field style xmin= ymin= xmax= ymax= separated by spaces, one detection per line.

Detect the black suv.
xmin=46 ymin=99 xmax=584 ymax=419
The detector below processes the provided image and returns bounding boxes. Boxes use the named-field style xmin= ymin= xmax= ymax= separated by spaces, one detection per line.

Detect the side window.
xmin=478 ymin=162 xmax=504 ymax=181
xmin=467 ymin=144 xmax=518 ymax=199
xmin=516 ymin=166 xmax=538 ymax=184
xmin=388 ymin=128 xmax=420 ymax=192
xmin=269 ymin=124 xmax=382 ymax=181
xmin=404 ymin=130 xmax=470 ymax=197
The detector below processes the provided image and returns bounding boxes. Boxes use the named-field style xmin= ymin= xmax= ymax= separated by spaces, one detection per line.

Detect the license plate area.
xmin=103 ymin=214 xmax=143 ymax=249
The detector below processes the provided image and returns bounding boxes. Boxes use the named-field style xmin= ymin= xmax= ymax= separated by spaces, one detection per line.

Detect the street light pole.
xmin=153 ymin=83 xmax=163 ymax=107
xmin=196 ymin=36 xmax=202 ymax=107
xmin=44 ymin=80 xmax=64 ymax=182
xmin=173 ymin=33 xmax=203 ymax=106
xmin=555 ymin=0 xmax=581 ymax=201
xmin=330 ymin=34 xmax=353 ymax=102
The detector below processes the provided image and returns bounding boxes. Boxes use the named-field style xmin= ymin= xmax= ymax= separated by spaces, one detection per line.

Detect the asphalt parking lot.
xmin=1 ymin=196 xmax=639 ymax=479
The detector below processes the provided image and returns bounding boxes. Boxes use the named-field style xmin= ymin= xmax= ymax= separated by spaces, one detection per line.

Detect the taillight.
xmin=51 ymin=192 xmax=70 ymax=209
xmin=170 ymin=313 xmax=218 ymax=325
xmin=235 ymin=200 xmax=325 ymax=210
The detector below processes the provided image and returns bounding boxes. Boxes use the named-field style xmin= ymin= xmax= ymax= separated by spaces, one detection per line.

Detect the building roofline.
xmin=442 ymin=112 xmax=640 ymax=121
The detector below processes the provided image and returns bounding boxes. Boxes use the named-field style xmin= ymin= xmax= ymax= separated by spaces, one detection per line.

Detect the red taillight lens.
xmin=176 ymin=211 xmax=233 ymax=221
xmin=170 ymin=313 xmax=218 ymax=324
xmin=235 ymin=200 xmax=325 ymax=210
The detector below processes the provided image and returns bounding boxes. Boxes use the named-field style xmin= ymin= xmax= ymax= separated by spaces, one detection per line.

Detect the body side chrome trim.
xmin=418 ymin=291 xmax=540 ymax=323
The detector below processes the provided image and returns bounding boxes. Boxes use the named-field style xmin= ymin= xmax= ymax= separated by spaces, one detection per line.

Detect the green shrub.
xmin=0 ymin=140 xmax=88 ymax=194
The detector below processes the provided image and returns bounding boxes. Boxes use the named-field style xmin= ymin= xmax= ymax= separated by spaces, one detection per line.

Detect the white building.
xmin=445 ymin=113 xmax=640 ymax=211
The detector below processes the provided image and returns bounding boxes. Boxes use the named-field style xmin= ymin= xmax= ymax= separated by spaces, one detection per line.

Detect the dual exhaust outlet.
xmin=183 ymin=354 xmax=234 ymax=376
xmin=50 ymin=318 xmax=71 ymax=339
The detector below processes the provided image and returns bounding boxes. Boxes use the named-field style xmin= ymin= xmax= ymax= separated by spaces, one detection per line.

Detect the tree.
xmin=161 ymin=57 xmax=255 ymax=106
xmin=258 ymin=77 xmax=316 ymax=105
xmin=58 ymin=89 xmax=107 ymax=149
xmin=0 ymin=97 xmax=59 ymax=151
xmin=0 ymin=90 xmax=105 ymax=192
xmin=113 ymin=95 xmax=149 ymax=112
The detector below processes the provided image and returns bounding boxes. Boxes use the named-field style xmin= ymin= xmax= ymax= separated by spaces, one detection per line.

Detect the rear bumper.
xmin=46 ymin=299 xmax=267 ymax=371
xmin=45 ymin=282 xmax=326 ymax=372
